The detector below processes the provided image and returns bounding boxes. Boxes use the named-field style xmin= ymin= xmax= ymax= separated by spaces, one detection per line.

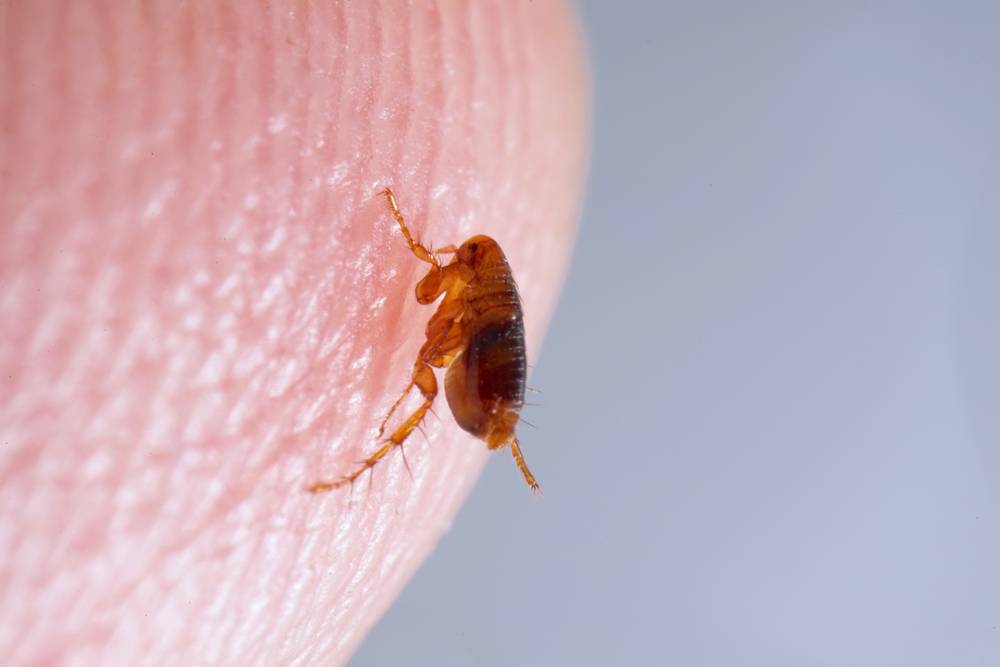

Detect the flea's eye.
xmin=467 ymin=242 xmax=479 ymax=253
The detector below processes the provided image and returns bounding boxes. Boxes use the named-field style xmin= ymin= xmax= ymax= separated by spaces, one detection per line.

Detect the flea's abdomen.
xmin=445 ymin=318 xmax=526 ymax=438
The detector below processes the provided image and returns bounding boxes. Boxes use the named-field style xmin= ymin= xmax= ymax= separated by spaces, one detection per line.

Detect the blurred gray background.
xmin=353 ymin=1 xmax=1000 ymax=665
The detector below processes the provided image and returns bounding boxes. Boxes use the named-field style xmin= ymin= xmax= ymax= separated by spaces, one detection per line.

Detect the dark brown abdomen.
xmin=445 ymin=316 xmax=526 ymax=438
xmin=470 ymin=317 xmax=526 ymax=406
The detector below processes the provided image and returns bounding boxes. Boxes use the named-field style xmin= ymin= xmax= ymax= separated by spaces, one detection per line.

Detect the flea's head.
xmin=456 ymin=235 xmax=503 ymax=268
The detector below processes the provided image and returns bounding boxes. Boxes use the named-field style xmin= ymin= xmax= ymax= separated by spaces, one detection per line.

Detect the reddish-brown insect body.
xmin=306 ymin=188 xmax=539 ymax=494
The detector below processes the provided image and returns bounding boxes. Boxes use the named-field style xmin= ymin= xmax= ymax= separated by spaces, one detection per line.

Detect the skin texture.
xmin=0 ymin=2 xmax=587 ymax=665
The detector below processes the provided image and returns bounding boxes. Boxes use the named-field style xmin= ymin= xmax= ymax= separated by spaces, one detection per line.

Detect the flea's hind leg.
xmin=376 ymin=298 xmax=463 ymax=439
xmin=510 ymin=438 xmax=540 ymax=493
xmin=376 ymin=380 xmax=415 ymax=439
xmin=304 ymin=269 xmax=463 ymax=493
xmin=305 ymin=440 xmax=397 ymax=494
xmin=383 ymin=362 xmax=438 ymax=449
xmin=487 ymin=426 xmax=541 ymax=493
xmin=305 ymin=362 xmax=439 ymax=494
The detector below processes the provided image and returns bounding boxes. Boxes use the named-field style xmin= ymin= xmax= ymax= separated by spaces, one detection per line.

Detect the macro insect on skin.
xmin=306 ymin=188 xmax=539 ymax=494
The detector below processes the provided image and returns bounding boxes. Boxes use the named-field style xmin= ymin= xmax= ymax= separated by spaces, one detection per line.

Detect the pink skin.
xmin=0 ymin=2 xmax=587 ymax=665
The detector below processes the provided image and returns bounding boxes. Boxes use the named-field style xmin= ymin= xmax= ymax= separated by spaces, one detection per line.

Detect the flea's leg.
xmin=305 ymin=440 xmax=397 ymax=493
xmin=381 ymin=361 xmax=438 ymax=448
xmin=305 ymin=362 xmax=440 ymax=493
xmin=376 ymin=380 xmax=415 ymax=439
xmin=373 ymin=302 xmax=459 ymax=440
xmin=510 ymin=438 xmax=540 ymax=493
xmin=306 ymin=296 xmax=464 ymax=494
xmin=376 ymin=296 xmax=462 ymax=438
xmin=486 ymin=424 xmax=541 ymax=493
xmin=382 ymin=188 xmax=439 ymax=266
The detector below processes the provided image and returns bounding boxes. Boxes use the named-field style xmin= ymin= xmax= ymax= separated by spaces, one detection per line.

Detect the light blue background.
xmin=353 ymin=2 xmax=1000 ymax=664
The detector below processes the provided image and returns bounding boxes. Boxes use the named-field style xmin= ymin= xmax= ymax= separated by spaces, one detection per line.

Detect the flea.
xmin=307 ymin=189 xmax=539 ymax=493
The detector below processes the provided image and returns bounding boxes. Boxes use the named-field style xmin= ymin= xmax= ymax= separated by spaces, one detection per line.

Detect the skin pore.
xmin=1 ymin=1 xmax=587 ymax=664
